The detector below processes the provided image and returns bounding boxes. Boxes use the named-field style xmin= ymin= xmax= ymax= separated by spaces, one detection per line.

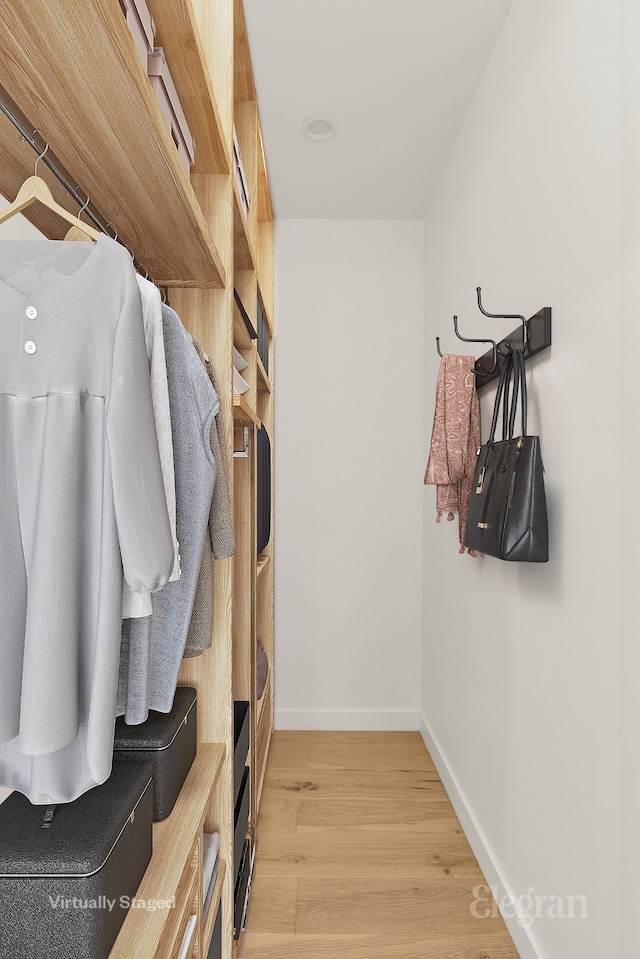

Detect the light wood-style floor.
xmin=240 ymin=730 xmax=520 ymax=959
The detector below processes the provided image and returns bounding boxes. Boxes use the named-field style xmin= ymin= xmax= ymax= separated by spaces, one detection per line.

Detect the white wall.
xmin=621 ymin=1 xmax=640 ymax=953
xmin=421 ymin=1 xmax=631 ymax=957
xmin=0 ymin=196 xmax=47 ymax=239
xmin=274 ymin=219 xmax=424 ymax=728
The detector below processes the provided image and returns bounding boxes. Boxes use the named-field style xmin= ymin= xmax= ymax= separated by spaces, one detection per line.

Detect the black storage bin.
xmin=257 ymin=295 xmax=269 ymax=375
xmin=233 ymin=701 xmax=250 ymax=806
xmin=0 ymin=761 xmax=153 ymax=959
xmin=234 ymin=766 xmax=250 ymax=888
xmin=256 ymin=425 xmax=271 ymax=555
xmin=234 ymin=289 xmax=257 ymax=339
xmin=233 ymin=837 xmax=252 ymax=940
xmin=113 ymin=686 xmax=197 ymax=821
xmin=207 ymin=904 xmax=222 ymax=959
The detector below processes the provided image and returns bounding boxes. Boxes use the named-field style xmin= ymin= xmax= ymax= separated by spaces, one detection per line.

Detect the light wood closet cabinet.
xmin=0 ymin=0 xmax=274 ymax=956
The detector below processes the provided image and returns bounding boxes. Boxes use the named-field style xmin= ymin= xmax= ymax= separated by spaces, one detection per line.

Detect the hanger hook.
xmin=76 ymin=188 xmax=90 ymax=221
xmin=32 ymin=130 xmax=49 ymax=176
xmin=105 ymin=222 xmax=118 ymax=242
xmin=453 ymin=315 xmax=499 ymax=376
xmin=435 ymin=336 xmax=444 ymax=358
xmin=476 ymin=287 xmax=528 ymax=349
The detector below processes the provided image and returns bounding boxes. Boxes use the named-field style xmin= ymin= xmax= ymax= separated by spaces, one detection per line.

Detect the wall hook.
xmin=453 ymin=315 xmax=499 ymax=376
xmin=476 ymin=286 xmax=528 ymax=350
xmin=435 ymin=319 xmax=498 ymax=376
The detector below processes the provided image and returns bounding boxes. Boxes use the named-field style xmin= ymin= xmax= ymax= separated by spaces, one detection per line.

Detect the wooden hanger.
xmin=0 ymin=175 xmax=101 ymax=241
xmin=64 ymin=223 xmax=94 ymax=242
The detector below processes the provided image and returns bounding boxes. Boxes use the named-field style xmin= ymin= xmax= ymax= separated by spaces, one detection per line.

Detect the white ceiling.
xmin=244 ymin=0 xmax=514 ymax=219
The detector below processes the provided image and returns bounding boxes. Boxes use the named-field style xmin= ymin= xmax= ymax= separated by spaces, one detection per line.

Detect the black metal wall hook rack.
xmin=472 ymin=288 xmax=551 ymax=390
xmin=435 ymin=289 xmax=552 ymax=390
xmin=436 ymin=286 xmax=551 ymax=390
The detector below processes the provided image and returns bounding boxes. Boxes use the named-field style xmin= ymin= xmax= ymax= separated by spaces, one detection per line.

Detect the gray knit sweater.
xmin=183 ymin=339 xmax=236 ymax=659
xmin=117 ymin=305 xmax=218 ymax=721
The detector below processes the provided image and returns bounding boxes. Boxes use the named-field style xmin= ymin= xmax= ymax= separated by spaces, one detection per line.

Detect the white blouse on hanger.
xmin=0 ymin=234 xmax=174 ymax=803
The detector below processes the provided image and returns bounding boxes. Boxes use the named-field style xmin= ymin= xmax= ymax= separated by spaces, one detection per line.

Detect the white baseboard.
xmin=420 ymin=713 xmax=543 ymax=959
xmin=275 ymin=708 xmax=421 ymax=731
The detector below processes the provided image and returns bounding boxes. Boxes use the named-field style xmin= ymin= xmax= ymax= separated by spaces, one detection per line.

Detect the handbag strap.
xmin=488 ymin=349 xmax=514 ymax=445
xmin=503 ymin=346 xmax=519 ymax=440
xmin=486 ymin=347 xmax=529 ymax=447
xmin=507 ymin=348 xmax=527 ymax=438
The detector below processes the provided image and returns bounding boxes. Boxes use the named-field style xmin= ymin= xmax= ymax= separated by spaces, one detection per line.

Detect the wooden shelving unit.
xmin=233 ymin=393 xmax=261 ymax=427
xmin=257 ymin=554 xmax=272 ymax=580
xmin=233 ymin=190 xmax=257 ymax=271
xmin=257 ymin=353 xmax=271 ymax=392
xmin=110 ymin=744 xmax=225 ymax=959
xmin=0 ymin=0 xmax=275 ymax=956
xmin=0 ymin=0 xmax=225 ymax=287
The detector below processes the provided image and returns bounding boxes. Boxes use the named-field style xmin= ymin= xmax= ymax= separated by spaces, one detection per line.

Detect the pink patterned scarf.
xmin=424 ymin=354 xmax=481 ymax=554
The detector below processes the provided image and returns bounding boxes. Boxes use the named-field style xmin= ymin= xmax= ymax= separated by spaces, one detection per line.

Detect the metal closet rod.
xmin=0 ymin=94 xmax=107 ymax=237
xmin=0 ymin=91 xmax=154 ymax=284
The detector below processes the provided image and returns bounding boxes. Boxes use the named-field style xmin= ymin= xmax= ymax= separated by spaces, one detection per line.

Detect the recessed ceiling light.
xmin=301 ymin=115 xmax=338 ymax=141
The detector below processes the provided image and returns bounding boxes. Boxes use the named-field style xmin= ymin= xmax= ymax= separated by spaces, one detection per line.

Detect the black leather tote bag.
xmin=464 ymin=348 xmax=548 ymax=562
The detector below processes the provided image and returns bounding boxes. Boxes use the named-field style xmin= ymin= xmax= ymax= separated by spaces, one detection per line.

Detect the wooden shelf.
xmin=0 ymin=0 xmax=225 ymax=288
xmin=256 ymin=353 xmax=271 ymax=393
xmin=257 ymin=554 xmax=272 ymax=581
xmin=257 ymin=280 xmax=275 ymax=338
xmin=255 ymin=673 xmax=273 ymax=811
xmin=148 ymin=0 xmax=230 ymax=176
xmin=256 ymin=673 xmax=269 ymax=729
xmin=233 ymin=393 xmax=261 ymax=427
xmin=233 ymin=298 xmax=255 ymax=350
xmin=110 ymin=743 xmax=225 ymax=959
xmin=256 ymin=125 xmax=273 ymax=224
xmin=233 ymin=0 xmax=256 ymax=102
xmin=233 ymin=186 xmax=256 ymax=270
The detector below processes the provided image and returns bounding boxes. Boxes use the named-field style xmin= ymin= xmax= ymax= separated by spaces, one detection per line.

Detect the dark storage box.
xmin=207 ymin=903 xmax=222 ymax=959
xmin=234 ymin=766 xmax=250 ymax=888
xmin=256 ymin=426 xmax=271 ymax=555
xmin=114 ymin=686 xmax=197 ymax=821
xmin=234 ymin=289 xmax=257 ymax=340
xmin=257 ymin=295 xmax=269 ymax=375
xmin=0 ymin=761 xmax=153 ymax=959
xmin=233 ymin=837 xmax=253 ymax=940
xmin=233 ymin=701 xmax=250 ymax=806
